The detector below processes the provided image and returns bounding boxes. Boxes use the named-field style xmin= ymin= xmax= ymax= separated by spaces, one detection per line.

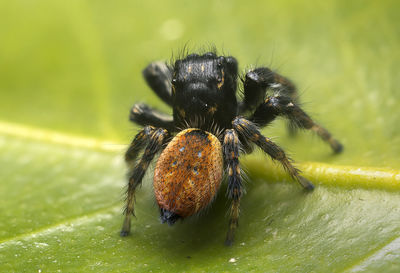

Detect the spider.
xmin=120 ymin=51 xmax=343 ymax=246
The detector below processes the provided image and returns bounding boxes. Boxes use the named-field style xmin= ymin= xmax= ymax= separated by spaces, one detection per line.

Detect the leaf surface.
xmin=1 ymin=0 xmax=399 ymax=272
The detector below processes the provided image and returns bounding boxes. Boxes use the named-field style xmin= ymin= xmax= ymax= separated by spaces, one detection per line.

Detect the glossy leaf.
xmin=1 ymin=0 xmax=399 ymax=272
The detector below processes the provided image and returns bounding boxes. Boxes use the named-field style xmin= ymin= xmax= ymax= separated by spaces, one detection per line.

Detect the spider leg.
xmin=129 ymin=103 xmax=175 ymax=132
xmin=239 ymin=67 xmax=298 ymax=113
xmin=233 ymin=117 xmax=314 ymax=190
xmin=249 ymin=95 xmax=343 ymax=153
xmin=240 ymin=67 xmax=304 ymax=136
xmin=125 ymin=125 xmax=155 ymax=166
xmin=223 ymin=129 xmax=243 ymax=246
xmin=121 ymin=127 xmax=169 ymax=237
xmin=143 ymin=61 xmax=173 ymax=106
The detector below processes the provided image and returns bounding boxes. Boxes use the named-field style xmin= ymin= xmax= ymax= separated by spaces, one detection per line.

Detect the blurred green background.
xmin=1 ymin=0 xmax=400 ymax=272
xmin=1 ymin=0 xmax=399 ymax=167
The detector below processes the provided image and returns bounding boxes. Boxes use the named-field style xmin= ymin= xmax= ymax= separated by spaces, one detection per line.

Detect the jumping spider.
xmin=121 ymin=51 xmax=343 ymax=246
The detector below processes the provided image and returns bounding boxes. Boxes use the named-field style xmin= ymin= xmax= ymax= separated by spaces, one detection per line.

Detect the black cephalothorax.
xmin=122 ymin=51 xmax=343 ymax=246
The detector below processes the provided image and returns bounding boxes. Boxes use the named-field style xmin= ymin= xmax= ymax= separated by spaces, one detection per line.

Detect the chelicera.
xmin=120 ymin=51 xmax=343 ymax=245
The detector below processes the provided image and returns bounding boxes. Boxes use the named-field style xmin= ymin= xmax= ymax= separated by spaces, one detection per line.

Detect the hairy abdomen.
xmin=154 ymin=129 xmax=223 ymax=218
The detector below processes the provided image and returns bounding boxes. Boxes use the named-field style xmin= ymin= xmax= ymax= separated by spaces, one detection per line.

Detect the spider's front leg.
xmin=121 ymin=127 xmax=169 ymax=237
xmin=143 ymin=61 xmax=173 ymax=106
xmin=250 ymin=95 xmax=343 ymax=153
xmin=233 ymin=117 xmax=314 ymax=190
xmin=239 ymin=67 xmax=299 ymax=114
xmin=223 ymin=129 xmax=243 ymax=246
xmin=129 ymin=61 xmax=176 ymax=131
xmin=129 ymin=103 xmax=175 ymax=132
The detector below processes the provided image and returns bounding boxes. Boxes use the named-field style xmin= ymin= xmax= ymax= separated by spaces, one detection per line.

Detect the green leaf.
xmin=1 ymin=0 xmax=400 ymax=272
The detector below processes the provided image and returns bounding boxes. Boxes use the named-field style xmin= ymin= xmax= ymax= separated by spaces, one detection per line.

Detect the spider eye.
xmin=171 ymin=78 xmax=177 ymax=84
xmin=217 ymin=56 xmax=224 ymax=67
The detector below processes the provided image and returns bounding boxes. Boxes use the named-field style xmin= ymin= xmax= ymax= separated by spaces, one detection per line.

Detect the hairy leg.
xmin=143 ymin=61 xmax=173 ymax=106
xmin=250 ymin=95 xmax=343 ymax=153
xmin=121 ymin=128 xmax=169 ymax=236
xmin=240 ymin=67 xmax=299 ymax=113
xmin=223 ymin=129 xmax=243 ymax=246
xmin=129 ymin=103 xmax=175 ymax=132
xmin=233 ymin=117 xmax=314 ymax=190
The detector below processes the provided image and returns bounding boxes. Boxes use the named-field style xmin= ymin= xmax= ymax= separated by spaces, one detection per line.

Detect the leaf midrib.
xmin=2 ymin=119 xmax=399 ymax=190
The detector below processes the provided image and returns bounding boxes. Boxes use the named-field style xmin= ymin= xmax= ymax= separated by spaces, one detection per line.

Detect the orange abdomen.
xmin=154 ymin=129 xmax=223 ymax=218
